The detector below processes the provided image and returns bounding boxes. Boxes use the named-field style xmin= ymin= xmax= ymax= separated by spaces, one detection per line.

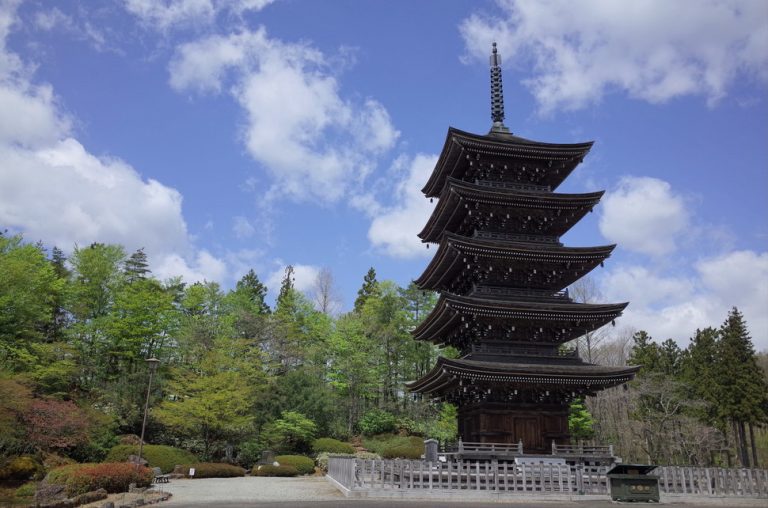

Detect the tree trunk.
xmin=737 ymin=420 xmax=750 ymax=467
xmin=749 ymin=423 xmax=759 ymax=468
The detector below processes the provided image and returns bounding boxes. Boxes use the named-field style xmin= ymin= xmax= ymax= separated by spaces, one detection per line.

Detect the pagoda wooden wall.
xmin=458 ymin=402 xmax=570 ymax=454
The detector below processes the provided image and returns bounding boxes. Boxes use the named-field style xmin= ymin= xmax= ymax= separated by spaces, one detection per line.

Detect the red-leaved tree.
xmin=22 ymin=399 xmax=90 ymax=451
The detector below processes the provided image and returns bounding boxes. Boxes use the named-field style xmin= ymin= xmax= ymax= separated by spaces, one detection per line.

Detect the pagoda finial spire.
xmin=490 ymin=42 xmax=510 ymax=134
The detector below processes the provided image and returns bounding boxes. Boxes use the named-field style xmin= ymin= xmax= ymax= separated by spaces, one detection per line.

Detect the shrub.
xmin=105 ymin=444 xmax=198 ymax=473
xmin=262 ymin=411 xmax=317 ymax=454
xmin=251 ymin=465 xmax=298 ymax=477
xmin=42 ymin=452 xmax=76 ymax=470
xmin=312 ymin=438 xmax=355 ymax=455
xmin=15 ymin=482 xmax=36 ymax=498
xmin=357 ymin=409 xmax=396 ymax=436
xmin=236 ymin=439 xmax=264 ymax=467
xmin=274 ymin=455 xmax=314 ymax=475
xmin=361 ymin=434 xmax=418 ymax=455
xmin=46 ymin=463 xmax=152 ymax=497
xmin=380 ymin=436 xmax=424 ymax=459
xmin=0 ymin=456 xmax=44 ymax=482
xmin=172 ymin=463 xmax=245 ymax=478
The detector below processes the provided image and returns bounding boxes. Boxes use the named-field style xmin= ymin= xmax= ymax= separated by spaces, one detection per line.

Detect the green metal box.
xmin=607 ymin=464 xmax=659 ymax=502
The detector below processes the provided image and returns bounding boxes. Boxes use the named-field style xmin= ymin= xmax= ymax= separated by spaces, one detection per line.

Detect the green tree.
xmin=0 ymin=234 xmax=64 ymax=371
xmin=156 ymin=339 xmax=266 ymax=460
xmin=715 ymin=308 xmax=768 ymax=467
xmin=354 ymin=267 xmax=380 ymax=313
xmin=569 ymin=399 xmax=596 ymax=441
xmin=124 ymin=248 xmax=150 ymax=283
xmin=261 ymin=411 xmax=318 ymax=454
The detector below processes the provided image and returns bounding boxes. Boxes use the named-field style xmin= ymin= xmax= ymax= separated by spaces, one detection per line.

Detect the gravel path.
xmin=157 ymin=476 xmax=344 ymax=505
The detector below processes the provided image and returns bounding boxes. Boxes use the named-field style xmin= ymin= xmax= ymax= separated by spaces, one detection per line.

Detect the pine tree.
xmin=235 ymin=269 xmax=270 ymax=314
xmin=715 ymin=307 xmax=768 ymax=467
xmin=627 ymin=331 xmax=660 ymax=374
xmin=46 ymin=247 xmax=70 ymax=342
xmin=124 ymin=248 xmax=150 ymax=283
xmin=679 ymin=327 xmax=719 ymax=425
xmin=276 ymin=265 xmax=296 ymax=312
xmin=354 ymin=267 xmax=380 ymax=313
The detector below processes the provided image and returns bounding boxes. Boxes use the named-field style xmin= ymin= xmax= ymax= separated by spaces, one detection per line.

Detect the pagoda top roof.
xmin=406 ymin=356 xmax=639 ymax=394
xmin=419 ymin=178 xmax=604 ymax=242
xmin=422 ymin=127 xmax=593 ymax=198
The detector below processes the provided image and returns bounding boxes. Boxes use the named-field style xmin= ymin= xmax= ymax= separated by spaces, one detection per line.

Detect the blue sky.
xmin=1 ymin=0 xmax=766 ymax=350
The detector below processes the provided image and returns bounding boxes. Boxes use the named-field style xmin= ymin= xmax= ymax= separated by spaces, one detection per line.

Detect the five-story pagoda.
xmin=406 ymin=44 xmax=639 ymax=454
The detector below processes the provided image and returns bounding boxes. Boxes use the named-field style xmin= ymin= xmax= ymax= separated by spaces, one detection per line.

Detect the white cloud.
xmin=461 ymin=0 xmax=768 ymax=114
xmin=232 ymin=215 xmax=255 ymax=239
xmin=154 ymin=249 xmax=228 ymax=283
xmin=266 ymin=262 xmax=320 ymax=295
xmin=600 ymin=250 xmax=768 ymax=351
xmin=599 ymin=176 xmax=689 ymax=256
xmin=123 ymin=0 xmax=274 ymax=31
xmin=367 ymin=154 xmax=436 ymax=258
xmin=601 ymin=265 xmax=694 ymax=308
xmin=32 ymin=7 xmax=108 ymax=51
xmin=0 ymin=0 xmax=230 ymax=285
xmin=169 ymin=28 xmax=399 ymax=204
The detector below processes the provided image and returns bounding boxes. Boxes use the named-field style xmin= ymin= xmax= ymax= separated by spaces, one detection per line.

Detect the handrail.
xmin=552 ymin=441 xmax=614 ymax=457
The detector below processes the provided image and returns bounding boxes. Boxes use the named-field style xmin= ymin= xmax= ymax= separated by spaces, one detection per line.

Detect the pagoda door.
xmin=514 ymin=418 xmax=541 ymax=452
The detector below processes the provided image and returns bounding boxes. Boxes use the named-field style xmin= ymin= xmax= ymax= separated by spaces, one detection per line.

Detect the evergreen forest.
xmin=1 ymin=232 xmax=767 ymax=474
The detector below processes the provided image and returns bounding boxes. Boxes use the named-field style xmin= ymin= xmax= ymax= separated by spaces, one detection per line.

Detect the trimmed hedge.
xmin=312 ymin=438 xmax=355 ymax=455
xmin=274 ymin=455 xmax=314 ymax=475
xmin=173 ymin=463 xmax=245 ymax=478
xmin=362 ymin=434 xmax=423 ymax=456
xmin=46 ymin=463 xmax=152 ymax=497
xmin=105 ymin=444 xmax=198 ymax=473
xmin=251 ymin=465 xmax=298 ymax=477
xmin=381 ymin=436 xmax=424 ymax=459
xmin=0 ymin=456 xmax=43 ymax=483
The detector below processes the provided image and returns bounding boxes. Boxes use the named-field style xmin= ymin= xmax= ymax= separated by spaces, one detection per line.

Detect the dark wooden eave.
xmin=411 ymin=293 xmax=628 ymax=346
xmin=419 ymin=178 xmax=604 ymax=242
xmin=422 ymin=127 xmax=593 ymax=198
xmin=414 ymin=233 xmax=615 ymax=292
xmin=406 ymin=357 xmax=639 ymax=395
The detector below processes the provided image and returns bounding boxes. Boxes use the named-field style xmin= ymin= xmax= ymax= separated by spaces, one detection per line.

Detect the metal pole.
xmin=138 ymin=358 xmax=159 ymax=466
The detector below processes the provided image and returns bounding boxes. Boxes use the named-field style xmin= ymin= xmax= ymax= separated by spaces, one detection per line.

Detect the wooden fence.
xmin=328 ymin=457 xmax=607 ymax=494
xmin=327 ymin=457 xmax=768 ymax=498
xmin=656 ymin=466 xmax=768 ymax=497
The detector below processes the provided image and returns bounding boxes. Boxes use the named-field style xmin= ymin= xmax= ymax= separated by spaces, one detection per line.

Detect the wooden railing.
xmin=327 ymin=458 xmax=607 ymax=494
xmin=453 ymin=440 xmax=524 ymax=456
xmin=327 ymin=458 xmax=768 ymax=499
xmin=552 ymin=442 xmax=614 ymax=457
xmin=656 ymin=466 xmax=768 ymax=498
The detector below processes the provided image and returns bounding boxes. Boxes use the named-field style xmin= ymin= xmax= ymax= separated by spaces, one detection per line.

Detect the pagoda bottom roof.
xmin=407 ymin=357 xmax=639 ymax=396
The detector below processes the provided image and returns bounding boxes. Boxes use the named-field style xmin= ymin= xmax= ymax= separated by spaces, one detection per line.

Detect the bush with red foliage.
xmin=22 ymin=399 xmax=90 ymax=451
xmin=47 ymin=463 xmax=152 ymax=496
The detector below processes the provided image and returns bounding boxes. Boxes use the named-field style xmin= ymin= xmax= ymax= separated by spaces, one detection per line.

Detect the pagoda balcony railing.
xmin=475 ymin=179 xmax=551 ymax=192
xmin=470 ymin=343 xmax=579 ymax=359
xmin=474 ymin=230 xmax=562 ymax=245
xmin=471 ymin=285 xmax=571 ymax=301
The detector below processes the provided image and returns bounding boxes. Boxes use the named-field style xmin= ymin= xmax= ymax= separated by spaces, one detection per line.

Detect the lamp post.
xmin=138 ymin=357 xmax=160 ymax=467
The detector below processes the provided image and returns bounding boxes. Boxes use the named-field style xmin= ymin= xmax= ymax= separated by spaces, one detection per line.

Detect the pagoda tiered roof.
xmin=419 ymin=178 xmax=603 ymax=243
xmin=412 ymin=294 xmax=627 ymax=349
xmin=422 ymin=127 xmax=593 ymax=198
xmin=415 ymin=233 xmax=615 ymax=293
xmin=406 ymin=357 xmax=640 ymax=399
